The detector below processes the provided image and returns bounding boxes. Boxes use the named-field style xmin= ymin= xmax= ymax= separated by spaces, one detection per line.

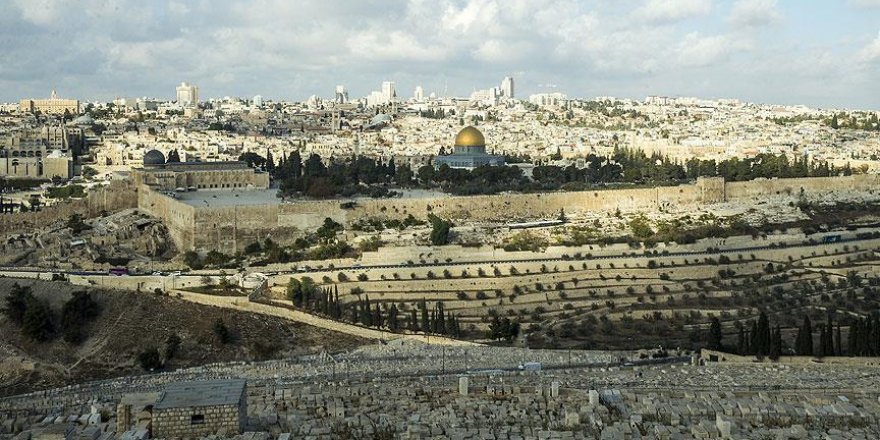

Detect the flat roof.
xmin=141 ymin=161 xmax=254 ymax=172
xmin=173 ymin=188 xmax=450 ymax=207
xmin=175 ymin=189 xmax=282 ymax=207
xmin=154 ymin=379 xmax=246 ymax=409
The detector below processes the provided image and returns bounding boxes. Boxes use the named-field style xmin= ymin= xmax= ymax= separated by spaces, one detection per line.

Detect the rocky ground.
xmin=0 ymin=209 xmax=178 ymax=270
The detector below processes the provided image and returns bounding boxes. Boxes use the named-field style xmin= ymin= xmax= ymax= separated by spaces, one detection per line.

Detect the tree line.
xmin=2 ymin=284 xmax=100 ymax=344
xmin=286 ymin=279 xmax=463 ymax=337
xmin=709 ymin=311 xmax=880 ymax=359
xmin=239 ymin=145 xmax=847 ymax=199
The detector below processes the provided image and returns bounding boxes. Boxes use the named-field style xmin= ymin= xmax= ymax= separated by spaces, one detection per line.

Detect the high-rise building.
xmin=413 ymin=86 xmax=424 ymax=102
xmin=501 ymin=76 xmax=514 ymax=99
xmin=381 ymin=81 xmax=396 ymax=103
xmin=252 ymin=95 xmax=263 ymax=107
xmin=175 ymin=82 xmax=199 ymax=106
xmin=335 ymin=85 xmax=349 ymax=104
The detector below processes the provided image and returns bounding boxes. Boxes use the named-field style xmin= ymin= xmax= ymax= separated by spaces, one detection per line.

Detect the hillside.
xmin=0 ymin=278 xmax=368 ymax=397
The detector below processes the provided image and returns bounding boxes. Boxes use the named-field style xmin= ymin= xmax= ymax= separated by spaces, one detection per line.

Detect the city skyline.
xmin=1 ymin=0 xmax=879 ymax=109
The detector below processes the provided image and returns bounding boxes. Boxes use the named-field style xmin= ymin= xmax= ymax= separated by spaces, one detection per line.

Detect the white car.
xmin=170 ymin=271 xmax=182 ymax=276
xmin=152 ymin=271 xmax=163 ymax=276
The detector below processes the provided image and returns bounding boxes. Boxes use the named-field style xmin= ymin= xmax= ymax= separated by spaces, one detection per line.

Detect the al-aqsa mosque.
xmin=434 ymin=126 xmax=505 ymax=170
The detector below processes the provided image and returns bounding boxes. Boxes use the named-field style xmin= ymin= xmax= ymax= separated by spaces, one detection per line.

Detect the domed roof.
xmin=369 ymin=114 xmax=392 ymax=126
xmin=72 ymin=115 xmax=94 ymax=125
xmin=454 ymin=126 xmax=485 ymax=147
xmin=143 ymin=149 xmax=166 ymax=166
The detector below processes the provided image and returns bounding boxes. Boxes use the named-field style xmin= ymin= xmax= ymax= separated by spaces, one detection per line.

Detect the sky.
xmin=1 ymin=0 xmax=879 ymax=109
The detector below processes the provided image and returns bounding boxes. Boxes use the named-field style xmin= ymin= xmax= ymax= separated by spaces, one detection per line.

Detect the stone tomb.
xmin=151 ymin=379 xmax=247 ymax=439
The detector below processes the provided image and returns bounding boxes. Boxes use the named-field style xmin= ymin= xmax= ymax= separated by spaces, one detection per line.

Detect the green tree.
xmin=164 ymin=333 xmax=182 ymax=361
xmin=628 ymin=214 xmax=654 ymax=241
xmin=22 ymin=299 xmax=55 ymax=342
xmin=795 ymin=315 xmax=813 ymax=356
xmin=213 ymin=318 xmax=232 ymax=344
xmin=708 ymin=317 xmax=723 ymax=350
xmin=316 ymin=218 xmax=343 ymax=243
xmin=166 ymin=149 xmax=181 ymax=163
xmin=60 ymin=291 xmax=100 ymax=344
xmin=2 ymin=283 xmax=33 ymax=325
xmin=138 ymin=348 xmax=162 ymax=370
xmin=428 ymin=214 xmax=453 ymax=245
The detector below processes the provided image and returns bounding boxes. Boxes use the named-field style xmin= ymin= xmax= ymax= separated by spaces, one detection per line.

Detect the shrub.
xmin=138 ymin=348 xmax=162 ymax=370
xmin=60 ymin=291 xmax=100 ymax=344
xmin=213 ymin=318 xmax=232 ymax=344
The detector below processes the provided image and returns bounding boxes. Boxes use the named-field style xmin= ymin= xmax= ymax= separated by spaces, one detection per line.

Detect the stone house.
xmin=151 ymin=379 xmax=247 ymax=439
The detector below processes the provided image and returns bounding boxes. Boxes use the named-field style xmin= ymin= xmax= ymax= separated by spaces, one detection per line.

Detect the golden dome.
xmin=454 ymin=126 xmax=486 ymax=147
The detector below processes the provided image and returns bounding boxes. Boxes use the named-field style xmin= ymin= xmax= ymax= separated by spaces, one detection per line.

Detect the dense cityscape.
xmin=2 ymin=1 xmax=880 ymax=439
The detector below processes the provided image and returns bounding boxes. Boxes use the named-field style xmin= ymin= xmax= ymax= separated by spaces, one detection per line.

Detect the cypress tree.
xmin=737 ymin=325 xmax=746 ymax=355
xmin=756 ymin=312 xmax=771 ymax=356
xmin=795 ymin=315 xmax=813 ymax=356
xmin=835 ymin=324 xmax=842 ymax=357
xmin=420 ymin=300 xmax=429 ymax=332
xmin=849 ymin=320 xmax=860 ymax=356
xmin=374 ymin=303 xmax=383 ymax=328
xmin=750 ymin=320 xmax=759 ymax=356
xmin=708 ymin=317 xmax=723 ymax=350
xmin=827 ymin=315 xmax=835 ymax=356
xmin=388 ymin=304 xmax=399 ymax=332
xmin=769 ymin=325 xmax=781 ymax=360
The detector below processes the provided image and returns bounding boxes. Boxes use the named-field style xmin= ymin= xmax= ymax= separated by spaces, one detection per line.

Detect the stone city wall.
xmin=137 ymin=185 xmax=196 ymax=251
xmin=144 ymin=175 xmax=880 ymax=253
xmin=0 ymin=180 xmax=136 ymax=236
xmin=725 ymin=174 xmax=880 ymax=200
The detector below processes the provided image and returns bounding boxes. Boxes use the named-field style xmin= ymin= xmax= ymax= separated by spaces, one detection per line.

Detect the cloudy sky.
xmin=2 ymin=0 xmax=879 ymax=109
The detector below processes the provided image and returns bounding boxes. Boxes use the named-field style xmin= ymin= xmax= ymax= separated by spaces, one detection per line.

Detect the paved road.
xmin=171 ymin=289 xmax=479 ymax=346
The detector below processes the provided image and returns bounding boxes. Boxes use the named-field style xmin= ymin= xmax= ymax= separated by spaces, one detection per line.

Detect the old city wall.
xmin=724 ymin=174 xmax=880 ymax=200
xmin=143 ymin=175 xmax=880 ymax=253
xmin=0 ymin=180 xmax=136 ymax=237
xmin=193 ymin=204 xmax=296 ymax=253
xmin=137 ymin=185 xmax=195 ymax=251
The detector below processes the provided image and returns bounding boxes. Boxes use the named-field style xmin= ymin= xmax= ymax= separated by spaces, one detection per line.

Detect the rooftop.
xmin=142 ymin=161 xmax=253 ymax=172
xmin=153 ymin=379 xmax=246 ymax=409
xmin=174 ymin=189 xmax=281 ymax=207
xmin=173 ymin=187 xmax=449 ymax=208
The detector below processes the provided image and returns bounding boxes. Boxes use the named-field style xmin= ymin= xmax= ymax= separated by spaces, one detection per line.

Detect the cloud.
xmin=0 ymin=0 xmax=876 ymax=109
xmin=11 ymin=0 xmax=63 ymax=25
xmin=858 ymin=31 xmax=880 ymax=63
xmin=850 ymin=0 xmax=880 ymax=8
xmin=729 ymin=0 xmax=782 ymax=28
xmin=675 ymin=33 xmax=733 ymax=67
xmin=634 ymin=0 xmax=712 ymax=23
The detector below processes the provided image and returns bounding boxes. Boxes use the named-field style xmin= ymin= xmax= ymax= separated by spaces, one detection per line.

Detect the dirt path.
xmin=171 ymin=290 xmax=479 ymax=346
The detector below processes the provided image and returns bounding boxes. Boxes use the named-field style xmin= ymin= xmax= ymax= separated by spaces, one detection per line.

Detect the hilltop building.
xmin=176 ymin=82 xmax=199 ymax=106
xmin=132 ymin=149 xmax=269 ymax=191
xmin=19 ymin=90 xmax=79 ymax=115
xmin=0 ymin=125 xmax=79 ymax=179
xmin=434 ymin=126 xmax=505 ymax=170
